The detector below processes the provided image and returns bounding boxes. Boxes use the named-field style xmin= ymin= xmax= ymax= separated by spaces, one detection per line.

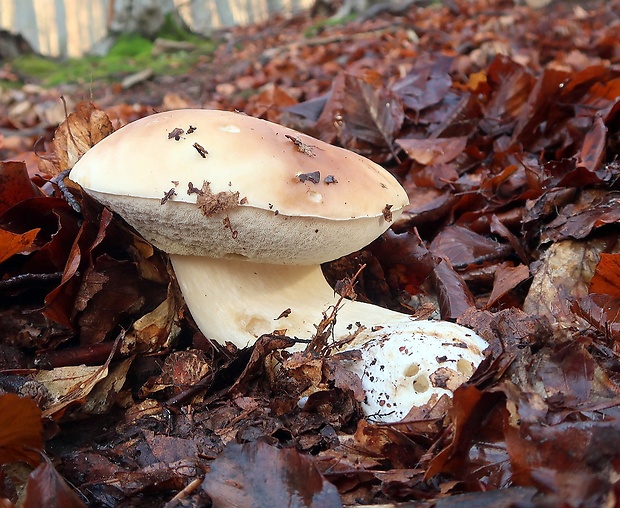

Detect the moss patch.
xmin=9 ymin=30 xmax=217 ymax=87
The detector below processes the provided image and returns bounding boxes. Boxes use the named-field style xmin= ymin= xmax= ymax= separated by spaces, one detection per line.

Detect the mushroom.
xmin=70 ymin=109 xmax=487 ymax=422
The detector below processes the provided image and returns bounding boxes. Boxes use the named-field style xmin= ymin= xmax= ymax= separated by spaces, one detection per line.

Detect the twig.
xmin=164 ymin=477 xmax=203 ymax=508
xmin=305 ymin=264 xmax=366 ymax=356
xmin=269 ymin=24 xmax=403 ymax=53
xmin=51 ymin=169 xmax=81 ymax=213
xmin=0 ymin=271 xmax=63 ymax=290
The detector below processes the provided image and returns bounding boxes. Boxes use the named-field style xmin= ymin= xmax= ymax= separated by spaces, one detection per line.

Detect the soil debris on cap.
xmin=296 ymin=171 xmax=321 ymax=184
xmin=382 ymin=204 xmax=393 ymax=222
xmin=161 ymin=187 xmax=177 ymax=205
xmin=193 ymin=142 xmax=208 ymax=158
xmin=168 ymin=127 xmax=184 ymax=140
xmin=285 ymin=134 xmax=317 ymax=157
xmin=196 ymin=181 xmax=241 ymax=217
xmin=324 ymin=175 xmax=338 ymax=184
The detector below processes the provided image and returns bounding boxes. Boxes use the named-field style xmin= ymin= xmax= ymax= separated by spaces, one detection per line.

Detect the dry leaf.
xmin=35 ymin=364 xmax=109 ymax=418
xmin=24 ymin=457 xmax=86 ymax=508
xmin=0 ymin=228 xmax=40 ymax=264
xmin=590 ymin=253 xmax=620 ymax=298
xmin=0 ymin=394 xmax=43 ymax=467
xmin=43 ymin=102 xmax=114 ymax=175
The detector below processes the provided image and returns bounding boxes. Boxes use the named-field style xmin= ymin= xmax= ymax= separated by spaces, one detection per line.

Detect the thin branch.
xmin=0 ymin=271 xmax=63 ymax=290
xmin=51 ymin=169 xmax=81 ymax=213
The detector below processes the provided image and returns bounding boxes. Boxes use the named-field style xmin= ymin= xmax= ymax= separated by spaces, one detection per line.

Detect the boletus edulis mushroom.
xmin=70 ymin=109 xmax=487 ymax=422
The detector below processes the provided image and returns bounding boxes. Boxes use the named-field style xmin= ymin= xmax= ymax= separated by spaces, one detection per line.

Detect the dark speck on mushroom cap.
xmin=69 ymin=109 xmax=408 ymax=221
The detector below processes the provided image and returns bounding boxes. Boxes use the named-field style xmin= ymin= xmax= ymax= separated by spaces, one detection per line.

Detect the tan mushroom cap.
xmin=70 ymin=109 xmax=409 ymax=264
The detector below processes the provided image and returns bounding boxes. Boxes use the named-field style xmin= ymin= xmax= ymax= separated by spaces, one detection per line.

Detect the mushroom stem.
xmin=170 ymin=255 xmax=404 ymax=347
xmin=170 ymin=255 xmax=488 ymax=422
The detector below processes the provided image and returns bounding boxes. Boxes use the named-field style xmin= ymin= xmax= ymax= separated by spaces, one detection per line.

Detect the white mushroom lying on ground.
xmin=70 ymin=109 xmax=488 ymax=422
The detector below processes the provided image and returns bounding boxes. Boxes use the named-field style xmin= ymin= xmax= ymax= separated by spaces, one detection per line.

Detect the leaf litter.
xmin=2 ymin=0 xmax=620 ymax=505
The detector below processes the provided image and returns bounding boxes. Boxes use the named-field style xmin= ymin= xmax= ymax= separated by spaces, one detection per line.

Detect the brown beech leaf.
xmin=575 ymin=294 xmax=620 ymax=346
xmin=316 ymin=71 xmax=404 ymax=154
xmin=76 ymin=255 xmax=145 ymax=344
xmin=482 ymin=54 xmax=536 ymax=127
xmin=140 ymin=349 xmax=210 ymax=399
xmin=24 ymin=457 xmax=86 ymax=508
xmin=0 ymin=195 xmax=79 ymax=275
xmin=43 ymin=219 xmax=91 ymax=328
xmin=541 ymin=190 xmax=620 ymax=243
xmin=126 ymin=283 xmax=181 ymax=354
xmin=396 ymin=136 xmax=468 ymax=165
xmin=430 ymin=226 xmax=512 ymax=269
xmin=340 ymin=71 xmax=404 ymax=151
xmin=577 ymin=115 xmax=606 ymax=174
xmin=46 ymin=102 xmax=114 ymax=174
xmin=589 ymin=253 xmax=620 ymax=298
xmin=202 ymin=441 xmax=342 ymax=508
xmin=489 ymin=214 xmax=528 ymax=264
xmin=392 ymin=54 xmax=453 ymax=111
xmin=425 ymin=385 xmax=503 ymax=479
xmin=250 ymin=84 xmax=298 ymax=122
xmin=44 ymin=208 xmax=112 ymax=327
xmin=512 ymin=67 xmax=570 ymax=150
xmin=367 ymin=229 xmax=438 ymax=293
xmin=487 ymin=262 xmax=530 ymax=308
xmin=0 ymin=161 xmax=42 ymax=216
xmin=0 ymin=393 xmax=43 ymax=467
xmin=354 ymin=419 xmax=426 ymax=469
xmin=431 ymin=259 xmax=475 ymax=320
xmin=0 ymin=227 xmax=40 ymax=264
xmin=506 ymin=420 xmax=620 ymax=507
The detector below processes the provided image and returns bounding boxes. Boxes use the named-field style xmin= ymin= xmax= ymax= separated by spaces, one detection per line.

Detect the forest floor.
xmin=1 ymin=0 xmax=620 ymax=506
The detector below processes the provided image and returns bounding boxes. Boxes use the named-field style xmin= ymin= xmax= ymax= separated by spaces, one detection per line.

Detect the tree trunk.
xmin=54 ymin=0 xmax=68 ymax=57
xmin=14 ymin=0 xmax=39 ymax=53
xmin=214 ymin=0 xmax=235 ymax=26
xmin=108 ymin=0 xmax=186 ymax=38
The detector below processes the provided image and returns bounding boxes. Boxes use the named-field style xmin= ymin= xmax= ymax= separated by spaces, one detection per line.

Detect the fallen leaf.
xmin=392 ymin=54 xmax=453 ymax=111
xmin=575 ymin=294 xmax=620 ymax=346
xmin=396 ymin=136 xmax=468 ymax=165
xmin=0 ymin=227 xmax=40 ymax=264
xmin=23 ymin=457 xmax=86 ymax=508
xmin=41 ymin=102 xmax=114 ymax=175
xmin=35 ymin=363 xmax=110 ymax=418
xmin=589 ymin=253 xmax=620 ymax=298
xmin=487 ymin=262 xmax=530 ymax=308
xmin=430 ymin=225 xmax=512 ymax=269
xmin=0 ymin=394 xmax=43 ymax=467
xmin=0 ymin=161 xmax=41 ymax=216
xmin=202 ymin=441 xmax=342 ymax=508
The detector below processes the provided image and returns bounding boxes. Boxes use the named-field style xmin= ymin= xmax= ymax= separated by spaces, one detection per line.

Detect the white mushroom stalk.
xmin=171 ymin=255 xmax=487 ymax=421
xmin=69 ymin=109 xmax=488 ymax=422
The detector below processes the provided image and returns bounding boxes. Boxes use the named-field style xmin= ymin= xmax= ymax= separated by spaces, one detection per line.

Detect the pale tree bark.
xmin=214 ymin=0 xmax=235 ymax=26
xmin=184 ymin=0 xmax=213 ymax=33
xmin=266 ymin=0 xmax=282 ymax=15
xmin=14 ymin=0 xmax=39 ymax=52
xmin=108 ymin=0 xmax=188 ymax=37
xmin=54 ymin=0 xmax=68 ymax=57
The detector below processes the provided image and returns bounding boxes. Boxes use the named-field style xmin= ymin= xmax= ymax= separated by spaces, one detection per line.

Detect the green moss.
xmin=304 ymin=14 xmax=357 ymax=37
xmin=9 ymin=33 xmax=218 ymax=87
xmin=108 ymin=34 xmax=153 ymax=57
xmin=0 ymin=79 xmax=23 ymax=90
xmin=158 ymin=13 xmax=201 ymax=42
